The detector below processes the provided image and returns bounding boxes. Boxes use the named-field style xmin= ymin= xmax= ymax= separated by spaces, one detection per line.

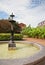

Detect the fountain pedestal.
xmin=8 ymin=13 xmax=16 ymax=50
xmin=8 ymin=40 xmax=16 ymax=50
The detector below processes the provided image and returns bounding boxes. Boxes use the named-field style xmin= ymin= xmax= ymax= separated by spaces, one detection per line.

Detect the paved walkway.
xmin=23 ymin=38 xmax=45 ymax=46
xmin=0 ymin=38 xmax=45 ymax=46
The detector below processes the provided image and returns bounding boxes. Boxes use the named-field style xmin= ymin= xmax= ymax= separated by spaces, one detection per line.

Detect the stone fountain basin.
xmin=0 ymin=41 xmax=45 ymax=65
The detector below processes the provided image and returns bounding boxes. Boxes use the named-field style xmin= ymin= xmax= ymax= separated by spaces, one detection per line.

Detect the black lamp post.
xmin=8 ymin=13 xmax=16 ymax=50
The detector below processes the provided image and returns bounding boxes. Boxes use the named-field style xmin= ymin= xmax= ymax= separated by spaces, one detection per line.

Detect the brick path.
xmin=23 ymin=38 xmax=45 ymax=46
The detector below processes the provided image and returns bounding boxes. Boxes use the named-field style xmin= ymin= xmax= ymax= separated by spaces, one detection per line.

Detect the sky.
xmin=0 ymin=0 xmax=45 ymax=27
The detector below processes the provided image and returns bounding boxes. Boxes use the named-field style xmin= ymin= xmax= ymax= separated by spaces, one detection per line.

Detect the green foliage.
xmin=14 ymin=34 xmax=23 ymax=40
xmin=0 ymin=33 xmax=23 ymax=41
xmin=12 ymin=21 xmax=21 ymax=33
xmin=21 ymin=25 xmax=31 ymax=35
xmin=21 ymin=26 xmax=45 ymax=39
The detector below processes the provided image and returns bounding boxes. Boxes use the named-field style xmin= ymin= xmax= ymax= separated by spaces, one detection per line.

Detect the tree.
xmin=0 ymin=19 xmax=21 ymax=33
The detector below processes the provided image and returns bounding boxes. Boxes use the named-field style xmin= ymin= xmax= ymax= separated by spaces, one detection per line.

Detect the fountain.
xmin=0 ymin=13 xmax=45 ymax=65
xmin=8 ymin=13 xmax=16 ymax=50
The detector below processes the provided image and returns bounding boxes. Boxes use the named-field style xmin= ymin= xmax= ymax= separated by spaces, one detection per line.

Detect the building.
xmin=19 ymin=23 xmax=26 ymax=29
xmin=38 ymin=20 xmax=45 ymax=27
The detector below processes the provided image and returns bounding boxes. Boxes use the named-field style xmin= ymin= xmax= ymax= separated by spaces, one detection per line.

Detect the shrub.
xmin=21 ymin=26 xmax=45 ymax=39
xmin=0 ymin=34 xmax=10 ymax=41
xmin=21 ymin=26 xmax=31 ymax=35
xmin=0 ymin=33 xmax=23 ymax=41
xmin=14 ymin=34 xmax=23 ymax=40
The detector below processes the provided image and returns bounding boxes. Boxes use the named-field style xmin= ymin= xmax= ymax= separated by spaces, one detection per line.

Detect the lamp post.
xmin=8 ymin=13 xmax=16 ymax=50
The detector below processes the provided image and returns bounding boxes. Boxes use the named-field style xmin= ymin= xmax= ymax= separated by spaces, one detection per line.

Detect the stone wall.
xmin=25 ymin=56 xmax=45 ymax=65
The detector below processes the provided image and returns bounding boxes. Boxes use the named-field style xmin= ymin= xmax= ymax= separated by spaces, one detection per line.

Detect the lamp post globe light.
xmin=8 ymin=13 xmax=16 ymax=50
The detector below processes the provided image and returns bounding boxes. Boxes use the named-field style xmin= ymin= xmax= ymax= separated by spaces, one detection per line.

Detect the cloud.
xmin=29 ymin=0 xmax=45 ymax=8
xmin=0 ymin=0 xmax=45 ymax=27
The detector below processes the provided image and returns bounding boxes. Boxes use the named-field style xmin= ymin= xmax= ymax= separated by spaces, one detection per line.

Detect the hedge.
xmin=0 ymin=33 xmax=23 ymax=41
